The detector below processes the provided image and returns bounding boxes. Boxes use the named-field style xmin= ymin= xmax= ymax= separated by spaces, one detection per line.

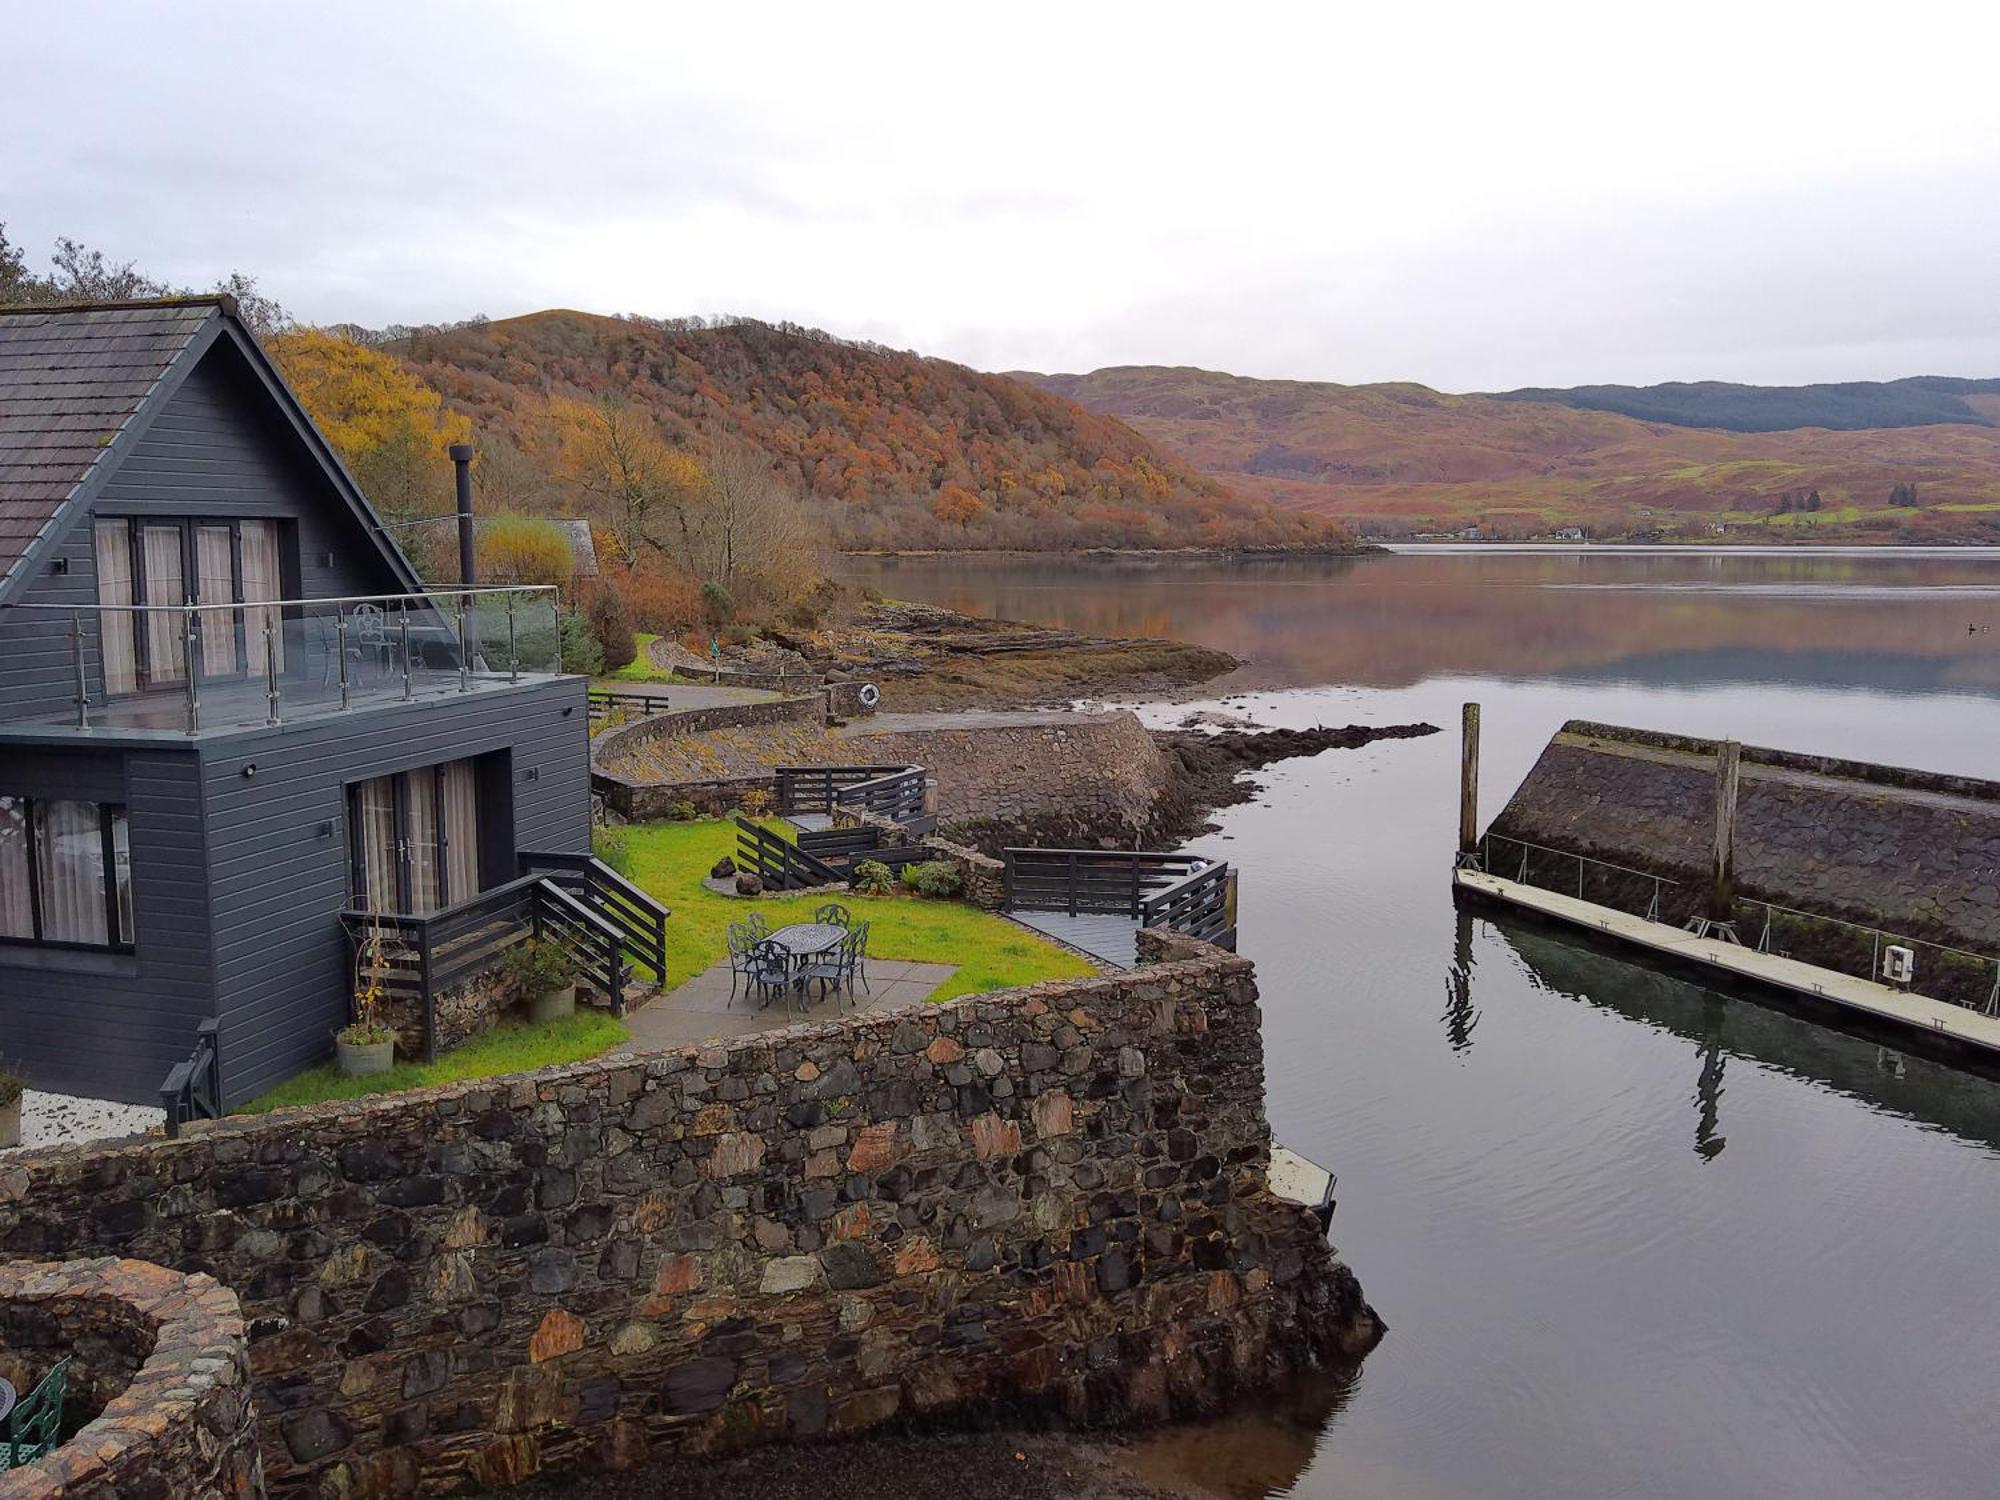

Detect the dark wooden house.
xmin=0 ymin=297 xmax=662 ymax=1111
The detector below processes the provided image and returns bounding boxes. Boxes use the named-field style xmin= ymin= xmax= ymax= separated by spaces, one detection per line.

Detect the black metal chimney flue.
xmin=448 ymin=442 xmax=476 ymax=585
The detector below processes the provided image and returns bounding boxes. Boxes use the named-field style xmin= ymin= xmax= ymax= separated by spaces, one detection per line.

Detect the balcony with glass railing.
xmin=4 ymin=586 xmax=567 ymax=735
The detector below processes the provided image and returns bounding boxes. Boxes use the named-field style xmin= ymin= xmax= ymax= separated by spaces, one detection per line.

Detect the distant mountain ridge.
xmin=1012 ymin=365 xmax=2000 ymax=540
xmin=1490 ymin=376 xmax=2000 ymax=433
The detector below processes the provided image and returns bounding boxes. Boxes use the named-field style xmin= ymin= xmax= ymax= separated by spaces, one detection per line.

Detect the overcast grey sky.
xmin=9 ymin=1 xmax=2000 ymax=389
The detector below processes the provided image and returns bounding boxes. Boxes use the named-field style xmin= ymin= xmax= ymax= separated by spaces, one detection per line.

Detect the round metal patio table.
xmin=765 ymin=922 xmax=847 ymax=963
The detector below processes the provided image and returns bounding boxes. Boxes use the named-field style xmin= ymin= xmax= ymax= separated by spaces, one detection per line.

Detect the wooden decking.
xmin=1007 ymin=909 xmax=1141 ymax=968
xmin=1456 ymin=867 xmax=2000 ymax=1062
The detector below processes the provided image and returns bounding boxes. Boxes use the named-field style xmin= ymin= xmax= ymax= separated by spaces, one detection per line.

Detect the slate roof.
xmin=0 ymin=298 xmax=219 ymax=586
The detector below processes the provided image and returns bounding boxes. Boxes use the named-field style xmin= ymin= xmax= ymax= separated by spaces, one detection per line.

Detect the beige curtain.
xmin=239 ymin=521 xmax=284 ymax=675
xmin=141 ymin=525 xmax=186 ymax=684
xmin=441 ymin=759 xmax=480 ymax=905
xmin=0 ymin=797 xmax=30 ymax=940
xmin=34 ymin=800 xmax=108 ymax=946
xmin=355 ymin=776 xmax=399 ymax=913
xmin=93 ymin=521 xmax=137 ymax=695
xmin=110 ymin=810 xmax=131 ymax=945
xmin=196 ymin=525 xmax=236 ymax=676
xmin=404 ymin=770 xmax=440 ymax=913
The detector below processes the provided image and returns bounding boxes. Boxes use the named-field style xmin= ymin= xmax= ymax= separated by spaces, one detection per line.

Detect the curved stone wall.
xmin=0 ymin=1256 xmax=262 ymax=1498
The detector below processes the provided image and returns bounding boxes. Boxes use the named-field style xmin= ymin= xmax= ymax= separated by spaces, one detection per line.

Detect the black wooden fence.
xmin=1002 ymin=848 xmax=1237 ymax=950
xmin=735 ymin=817 xmax=845 ymax=890
xmin=775 ymin=764 xmax=927 ymax=823
xmin=520 ymin=850 xmax=670 ymax=984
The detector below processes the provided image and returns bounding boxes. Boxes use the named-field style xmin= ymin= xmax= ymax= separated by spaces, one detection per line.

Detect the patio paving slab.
xmin=623 ymin=958 xmax=957 ymax=1049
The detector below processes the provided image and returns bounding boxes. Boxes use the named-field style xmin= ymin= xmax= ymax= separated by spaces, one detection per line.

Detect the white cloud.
xmin=6 ymin=0 xmax=1998 ymax=387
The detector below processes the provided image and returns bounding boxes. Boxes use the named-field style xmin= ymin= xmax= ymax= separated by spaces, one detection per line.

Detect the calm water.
xmin=844 ymin=548 xmax=2000 ymax=1500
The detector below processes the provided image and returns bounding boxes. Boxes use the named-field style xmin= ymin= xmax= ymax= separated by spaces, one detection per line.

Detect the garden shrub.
xmin=901 ymin=860 xmax=963 ymax=899
xmin=667 ymin=800 xmax=699 ymax=822
xmin=852 ymin=860 xmax=895 ymax=896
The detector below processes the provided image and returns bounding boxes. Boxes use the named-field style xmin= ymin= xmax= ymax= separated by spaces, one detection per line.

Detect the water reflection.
xmin=1439 ymin=911 xmax=1479 ymax=1055
xmin=1490 ymin=916 xmax=2000 ymax=1154
xmin=1120 ymin=1365 xmax=1364 ymax=1500
xmin=844 ymin=548 xmax=2000 ymax=696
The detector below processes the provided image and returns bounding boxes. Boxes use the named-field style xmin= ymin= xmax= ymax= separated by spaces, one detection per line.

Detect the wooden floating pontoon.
xmin=1454 ymin=867 xmax=2000 ymax=1065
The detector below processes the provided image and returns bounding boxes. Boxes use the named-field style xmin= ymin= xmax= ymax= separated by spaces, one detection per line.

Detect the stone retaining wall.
xmin=844 ymin=713 xmax=1183 ymax=852
xmin=0 ymin=1257 xmax=263 ymax=1498
xmin=1489 ymin=719 xmax=2000 ymax=1000
xmin=836 ymin=808 xmax=1008 ymax=911
xmin=0 ymin=947 xmax=1374 ymax=1496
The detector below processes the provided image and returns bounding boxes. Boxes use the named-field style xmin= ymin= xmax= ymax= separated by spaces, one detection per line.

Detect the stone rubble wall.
xmin=0 ymin=1257 xmax=264 ymax=1498
xmin=0 ymin=947 xmax=1373 ymax=1497
xmin=843 ymin=712 xmax=1182 ymax=851
xmin=836 ymin=808 xmax=1008 ymax=911
xmin=1489 ymin=720 xmax=2000 ymax=992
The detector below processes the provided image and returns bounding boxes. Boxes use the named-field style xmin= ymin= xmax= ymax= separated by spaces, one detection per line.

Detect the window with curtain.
xmin=93 ymin=518 xmax=291 ymax=693
xmin=239 ymin=520 xmax=284 ymax=675
xmin=93 ymin=522 xmax=137 ymax=696
xmin=348 ymin=757 xmax=485 ymax=915
xmin=0 ymin=796 xmax=131 ymax=949
xmin=441 ymin=759 xmax=480 ymax=906
xmin=140 ymin=524 xmax=187 ymax=685
xmin=196 ymin=525 xmax=237 ymax=677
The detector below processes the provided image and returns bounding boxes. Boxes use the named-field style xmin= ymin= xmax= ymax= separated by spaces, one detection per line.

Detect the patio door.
xmin=349 ymin=758 xmax=482 ymax=914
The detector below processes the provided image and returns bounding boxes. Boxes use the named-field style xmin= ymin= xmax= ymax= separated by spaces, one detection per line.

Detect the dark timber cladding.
xmin=0 ymin=298 xmax=601 ymax=1108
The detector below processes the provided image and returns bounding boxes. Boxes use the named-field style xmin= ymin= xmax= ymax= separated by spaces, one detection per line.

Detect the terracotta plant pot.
xmin=530 ymin=983 xmax=577 ymax=1023
xmin=335 ymin=1033 xmax=395 ymax=1077
xmin=0 ymin=1095 xmax=20 ymax=1149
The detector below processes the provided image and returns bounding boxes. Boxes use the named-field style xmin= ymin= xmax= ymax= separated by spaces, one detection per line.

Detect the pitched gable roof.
xmin=0 ymin=299 xmax=216 ymax=587
xmin=0 ymin=296 xmax=426 ymax=604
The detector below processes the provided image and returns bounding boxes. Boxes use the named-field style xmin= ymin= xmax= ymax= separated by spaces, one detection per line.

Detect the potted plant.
xmin=337 ymin=926 xmax=398 ymax=1077
xmin=0 ymin=1062 xmax=25 ymax=1148
xmin=504 ymin=939 xmax=580 ymax=1022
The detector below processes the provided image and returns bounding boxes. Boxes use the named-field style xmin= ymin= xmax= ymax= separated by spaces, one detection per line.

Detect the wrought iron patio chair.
xmin=745 ymin=938 xmax=800 ymax=1017
xmin=814 ymin=901 xmax=852 ymax=927
xmin=725 ymin=922 xmax=760 ymax=1004
xmin=0 ymin=1355 xmax=70 ymax=1470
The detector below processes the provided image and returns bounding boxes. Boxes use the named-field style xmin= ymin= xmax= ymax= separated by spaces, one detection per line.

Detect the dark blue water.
xmin=844 ymin=548 xmax=2000 ymax=1500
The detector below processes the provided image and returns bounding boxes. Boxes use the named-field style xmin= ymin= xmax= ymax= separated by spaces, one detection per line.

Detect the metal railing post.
xmin=400 ymin=607 xmax=413 ymax=701
xmin=183 ymin=607 xmax=200 ymax=734
xmin=507 ymin=594 xmax=518 ymax=683
xmin=70 ymin=612 xmax=89 ymax=728
xmin=264 ymin=615 xmax=281 ymax=724
xmin=336 ymin=610 xmax=350 ymax=710
xmin=552 ymin=595 xmax=562 ymax=674
xmin=456 ymin=596 xmax=470 ymax=692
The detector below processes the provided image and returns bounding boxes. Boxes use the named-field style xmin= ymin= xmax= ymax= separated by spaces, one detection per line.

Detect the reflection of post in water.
xmin=1442 ymin=910 xmax=1480 ymax=1054
xmin=1694 ymin=997 xmax=1728 ymax=1161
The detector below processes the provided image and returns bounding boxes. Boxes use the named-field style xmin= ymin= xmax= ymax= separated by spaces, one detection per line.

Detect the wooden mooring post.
xmin=1690 ymin=738 xmax=1743 ymax=941
xmin=1457 ymin=702 xmax=1481 ymax=867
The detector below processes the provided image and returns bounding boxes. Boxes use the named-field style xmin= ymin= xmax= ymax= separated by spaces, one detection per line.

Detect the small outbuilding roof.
xmin=553 ymin=517 xmax=599 ymax=578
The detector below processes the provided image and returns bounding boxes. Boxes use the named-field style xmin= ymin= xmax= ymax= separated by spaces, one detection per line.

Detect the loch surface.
xmin=843 ymin=547 xmax=2000 ymax=1500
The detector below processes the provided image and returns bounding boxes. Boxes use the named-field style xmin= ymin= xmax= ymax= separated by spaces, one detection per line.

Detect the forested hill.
xmin=1017 ymin=365 xmax=2000 ymax=541
xmin=1491 ymin=376 xmax=2000 ymax=433
xmin=392 ymin=311 xmax=1345 ymax=551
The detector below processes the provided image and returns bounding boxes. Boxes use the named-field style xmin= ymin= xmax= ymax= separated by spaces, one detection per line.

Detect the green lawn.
xmin=614 ymin=818 xmax=1097 ymax=1000
xmin=603 ymin=632 xmax=700 ymax=685
xmin=241 ymin=1012 xmax=629 ymax=1113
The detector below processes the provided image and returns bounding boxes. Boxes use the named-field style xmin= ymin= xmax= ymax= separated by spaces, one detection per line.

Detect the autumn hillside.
xmin=392 ymin=311 xmax=1346 ymax=553
xmin=1021 ymin=366 xmax=2000 ymax=541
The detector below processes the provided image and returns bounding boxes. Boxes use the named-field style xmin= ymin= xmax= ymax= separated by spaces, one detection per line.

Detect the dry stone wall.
xmin=0 ymin=1257 xmax=264 ymax=1498
xmin=0 ymin=945 xmax=1375 ymax=1497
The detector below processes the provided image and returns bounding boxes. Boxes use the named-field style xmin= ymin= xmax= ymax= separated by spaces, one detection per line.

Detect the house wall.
xmin=0 ymin=339 xmax=409 ymax=723
xmin=0 ymin=743 xmax=215 ymax=1103
xmin=201 ymin=675 xmax=591 ymax=1106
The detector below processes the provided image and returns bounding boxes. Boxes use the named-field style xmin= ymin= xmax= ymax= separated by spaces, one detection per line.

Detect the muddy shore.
xmin=1155 ymin=721 xmax=1442 ymax=836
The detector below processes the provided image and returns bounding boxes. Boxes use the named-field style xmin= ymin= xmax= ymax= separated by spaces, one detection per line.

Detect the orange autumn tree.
xmin=269 ymin=330 xmax=472 ymax=573
xmin=932 ymin=483 xmax=984 ymax=529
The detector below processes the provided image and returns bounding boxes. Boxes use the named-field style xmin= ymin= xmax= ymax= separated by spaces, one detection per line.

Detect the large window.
xmin=0 ymin=797 xmax=132 ymax=949
xmin=93 ymin=518 xmax=287 ymax=694
xmin=348 ymin=759 xmax=483 ymax=915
